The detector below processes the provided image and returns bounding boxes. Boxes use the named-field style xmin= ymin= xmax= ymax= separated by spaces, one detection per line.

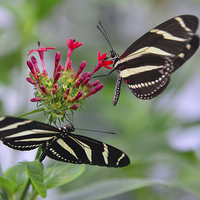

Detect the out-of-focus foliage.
xmin=0 ymin=0 xmax=200 ymax=199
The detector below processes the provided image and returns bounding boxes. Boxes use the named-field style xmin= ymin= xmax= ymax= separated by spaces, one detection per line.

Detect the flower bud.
xmin=70 ymin=104 xmax=79 ymax=110
xmin=52 ymin=84 xmax=58 ymax=94
xmin=31 ymin=56 xmax=40 ymax=73
xmin=82 ymin=77 xmax=90 ymax=86
xmin=26 ymin=77 xmax=35 ymax=85
xmin=74 ymin=61 xmax=86 ymax=81
xmin=72 ymin=91 xmax=83 ymax=103
xmin=31 ymin=97 xmax=42 ymax=102
xmin=27 ymin=60 xmax=35 ymax=75
xmin=53 ymin=72 xmax=61 ymax=84
xmin=92 ymin=80 xmax=99 ymax=87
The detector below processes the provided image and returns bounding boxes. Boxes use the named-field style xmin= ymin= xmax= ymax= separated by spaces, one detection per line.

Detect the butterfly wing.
xmin=0 ymin=116 xmax=59 ymax=150
xmin=113 ymin=15 xmax=199 ymax=100
xmin=42 ymin=133 xmax=130 ymax=167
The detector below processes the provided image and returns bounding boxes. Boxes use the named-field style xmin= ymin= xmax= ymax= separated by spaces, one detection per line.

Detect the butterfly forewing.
xmin=0 ymin=116 xmax=59 ymax=150
xmin=120 ymin=15 xmax=198 ymax=59
xmin=112 ymin=15 xmax=199 ymax=104
xmin=42 ymin=132 xmax=130 ymax=167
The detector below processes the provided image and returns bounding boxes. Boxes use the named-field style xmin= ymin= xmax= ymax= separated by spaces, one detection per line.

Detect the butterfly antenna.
xmin=97 ymin=21 xmax=114 ymax=51
xmin=64 ymin=111 xmax=74 ymax=125
xmin=76 ymin=128 xmax=115 ymax=135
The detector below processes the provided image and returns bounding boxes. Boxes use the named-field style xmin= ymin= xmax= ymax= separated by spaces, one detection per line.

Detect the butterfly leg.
xmin=39 ymin=137 xmax=57 ymax=162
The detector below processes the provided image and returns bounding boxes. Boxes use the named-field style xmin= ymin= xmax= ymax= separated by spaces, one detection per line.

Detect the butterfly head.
xmin=110 ymin=50 xmax=118 ymax=59
xmin=61 ymin=124 xmax=75 ymax=135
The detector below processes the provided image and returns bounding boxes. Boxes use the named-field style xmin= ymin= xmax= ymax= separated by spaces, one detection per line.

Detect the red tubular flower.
xmin=31 ymin=56 xmax=40 ymax=73
xmin=56 ymin=64 xmax=63 ymax=73
xmin=71 ymin=91 xmax=83 ymax=103
xmin=52 ymin=84 xmax=58 ymax=94
xmin=31 ymin=97 xmax=43 ymax=102
xmin=27 ymin=60 xmax=35 ymax=74
xmin=82 ymin=84 xmax=104 ymax=99
xmin=28 ymin=42 xmax=56 ymax=57
xmin=67 ymin=60 xmax=73 ymax=71
xmin=66 ymin=88 xmax=70 ymax=95
xmin=64 ymin=93 xmax=68 ymax=100
xmin=26 ymin=77 xmax=36 ymax=85
xmin=28 ymin=42 xmax=56 ymax=77
xmin=40 ymin=85 xmax=50 ymax=95
xmin=92 ymin=80 xmax=99 ymax=87
xmin=82 ymin=77 xmax=90 ymax=86
xmin=92 ymin=83 xmax=104 ymax=93
xmin=55 ymin=51 xmax=61 ymax=66
xmin=66 ymin=38 xmax=84 ymax=55
xmin=53 ymin=72 xmax=61 ymax=84
xmin=70 ymin=104 xmax=79 ymax=110
xmin=65 ymin=38 xmax=83 ymax=71
xmin=53 ymin=51 xmax=61 ymax=78
xmin=90 ymin=50 xmax=113 ymax=76
xmin=74 ymin=61 xmax=86 ymax=81
xmin=78 ymin=72 xmax=90 ymax=83
xmin=74 ymin=80 xmax=81 ymax=88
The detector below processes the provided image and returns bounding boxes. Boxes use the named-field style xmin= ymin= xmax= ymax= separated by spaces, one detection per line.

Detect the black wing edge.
xmin=172 ymin=35 xmax=199 ymax=73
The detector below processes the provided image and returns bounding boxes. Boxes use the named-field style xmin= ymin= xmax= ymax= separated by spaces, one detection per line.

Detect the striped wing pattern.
xmin=0 ymin=116 xmax=130 ymax=167
xmin=0 ymin=116 xmax=59 ymax=150
xmin=112 ymin=15 xmax=199 ymax=104
xmin=41 ymin=133 xmax=129 ymax=167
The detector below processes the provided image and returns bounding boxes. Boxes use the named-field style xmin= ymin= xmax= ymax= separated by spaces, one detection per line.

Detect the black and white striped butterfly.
xmin=0 ymin=116 xmax=130 ymax=167
xmin=99 ymin=15 xmax=199 ymax=106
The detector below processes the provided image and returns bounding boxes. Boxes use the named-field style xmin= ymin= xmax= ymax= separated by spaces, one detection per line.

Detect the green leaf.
xmin=3 ymin=164 xmax=27 ymax=194
xmin=0 ymin=176 xmax=15 ymax=195
xmin=58 ymin=178 xmax=168 ymax=200
xmin=22 ymin=160 xmax=46 ymax=198
xmin=44 ymin=163 xmax=85 ymax=189
xmin=17 ymin=109 xmax=44 ymax=118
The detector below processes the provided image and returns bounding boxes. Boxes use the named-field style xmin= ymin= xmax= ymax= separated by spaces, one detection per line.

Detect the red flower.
xmin=90 ymin=50 xmax=113 ymax=76
xmin=65 ymin=38 xmax=83 ymax=71
xmin=28 ymin=42 xmax=56 ymax=57
xmin=28 ymin=42 xmax=56 ymax=76
xmin=66 ymin=38 xmax=84 ymax=54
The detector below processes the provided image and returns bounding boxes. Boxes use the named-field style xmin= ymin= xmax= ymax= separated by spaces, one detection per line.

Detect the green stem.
xmin=19 ymin=147 xmax=42 ymax=200
xmin=19 ymin=178 xmax=31 ymax=200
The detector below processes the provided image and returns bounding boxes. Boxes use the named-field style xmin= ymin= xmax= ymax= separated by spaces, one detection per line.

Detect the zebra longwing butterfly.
xmin=0 ymin=116 xmax=130 ymax=167
xmin=100 ymin=15 xmax=199 ymax=105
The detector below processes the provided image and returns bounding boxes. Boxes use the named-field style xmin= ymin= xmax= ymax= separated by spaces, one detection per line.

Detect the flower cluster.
xmin=26 ymin=38 xmax=113 ymax=121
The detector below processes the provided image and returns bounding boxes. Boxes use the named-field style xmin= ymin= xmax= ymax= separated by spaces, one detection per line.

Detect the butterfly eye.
xmin=110 ymin=50 xmax=116 ymax=58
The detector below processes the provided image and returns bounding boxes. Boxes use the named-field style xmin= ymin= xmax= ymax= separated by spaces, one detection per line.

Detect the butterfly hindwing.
xmin=42 ymin=133 xmax=130 ymax=167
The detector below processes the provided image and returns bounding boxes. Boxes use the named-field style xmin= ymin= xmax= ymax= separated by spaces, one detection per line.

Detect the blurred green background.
xmin=0 ymin=0 xmax=200 ymax=199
